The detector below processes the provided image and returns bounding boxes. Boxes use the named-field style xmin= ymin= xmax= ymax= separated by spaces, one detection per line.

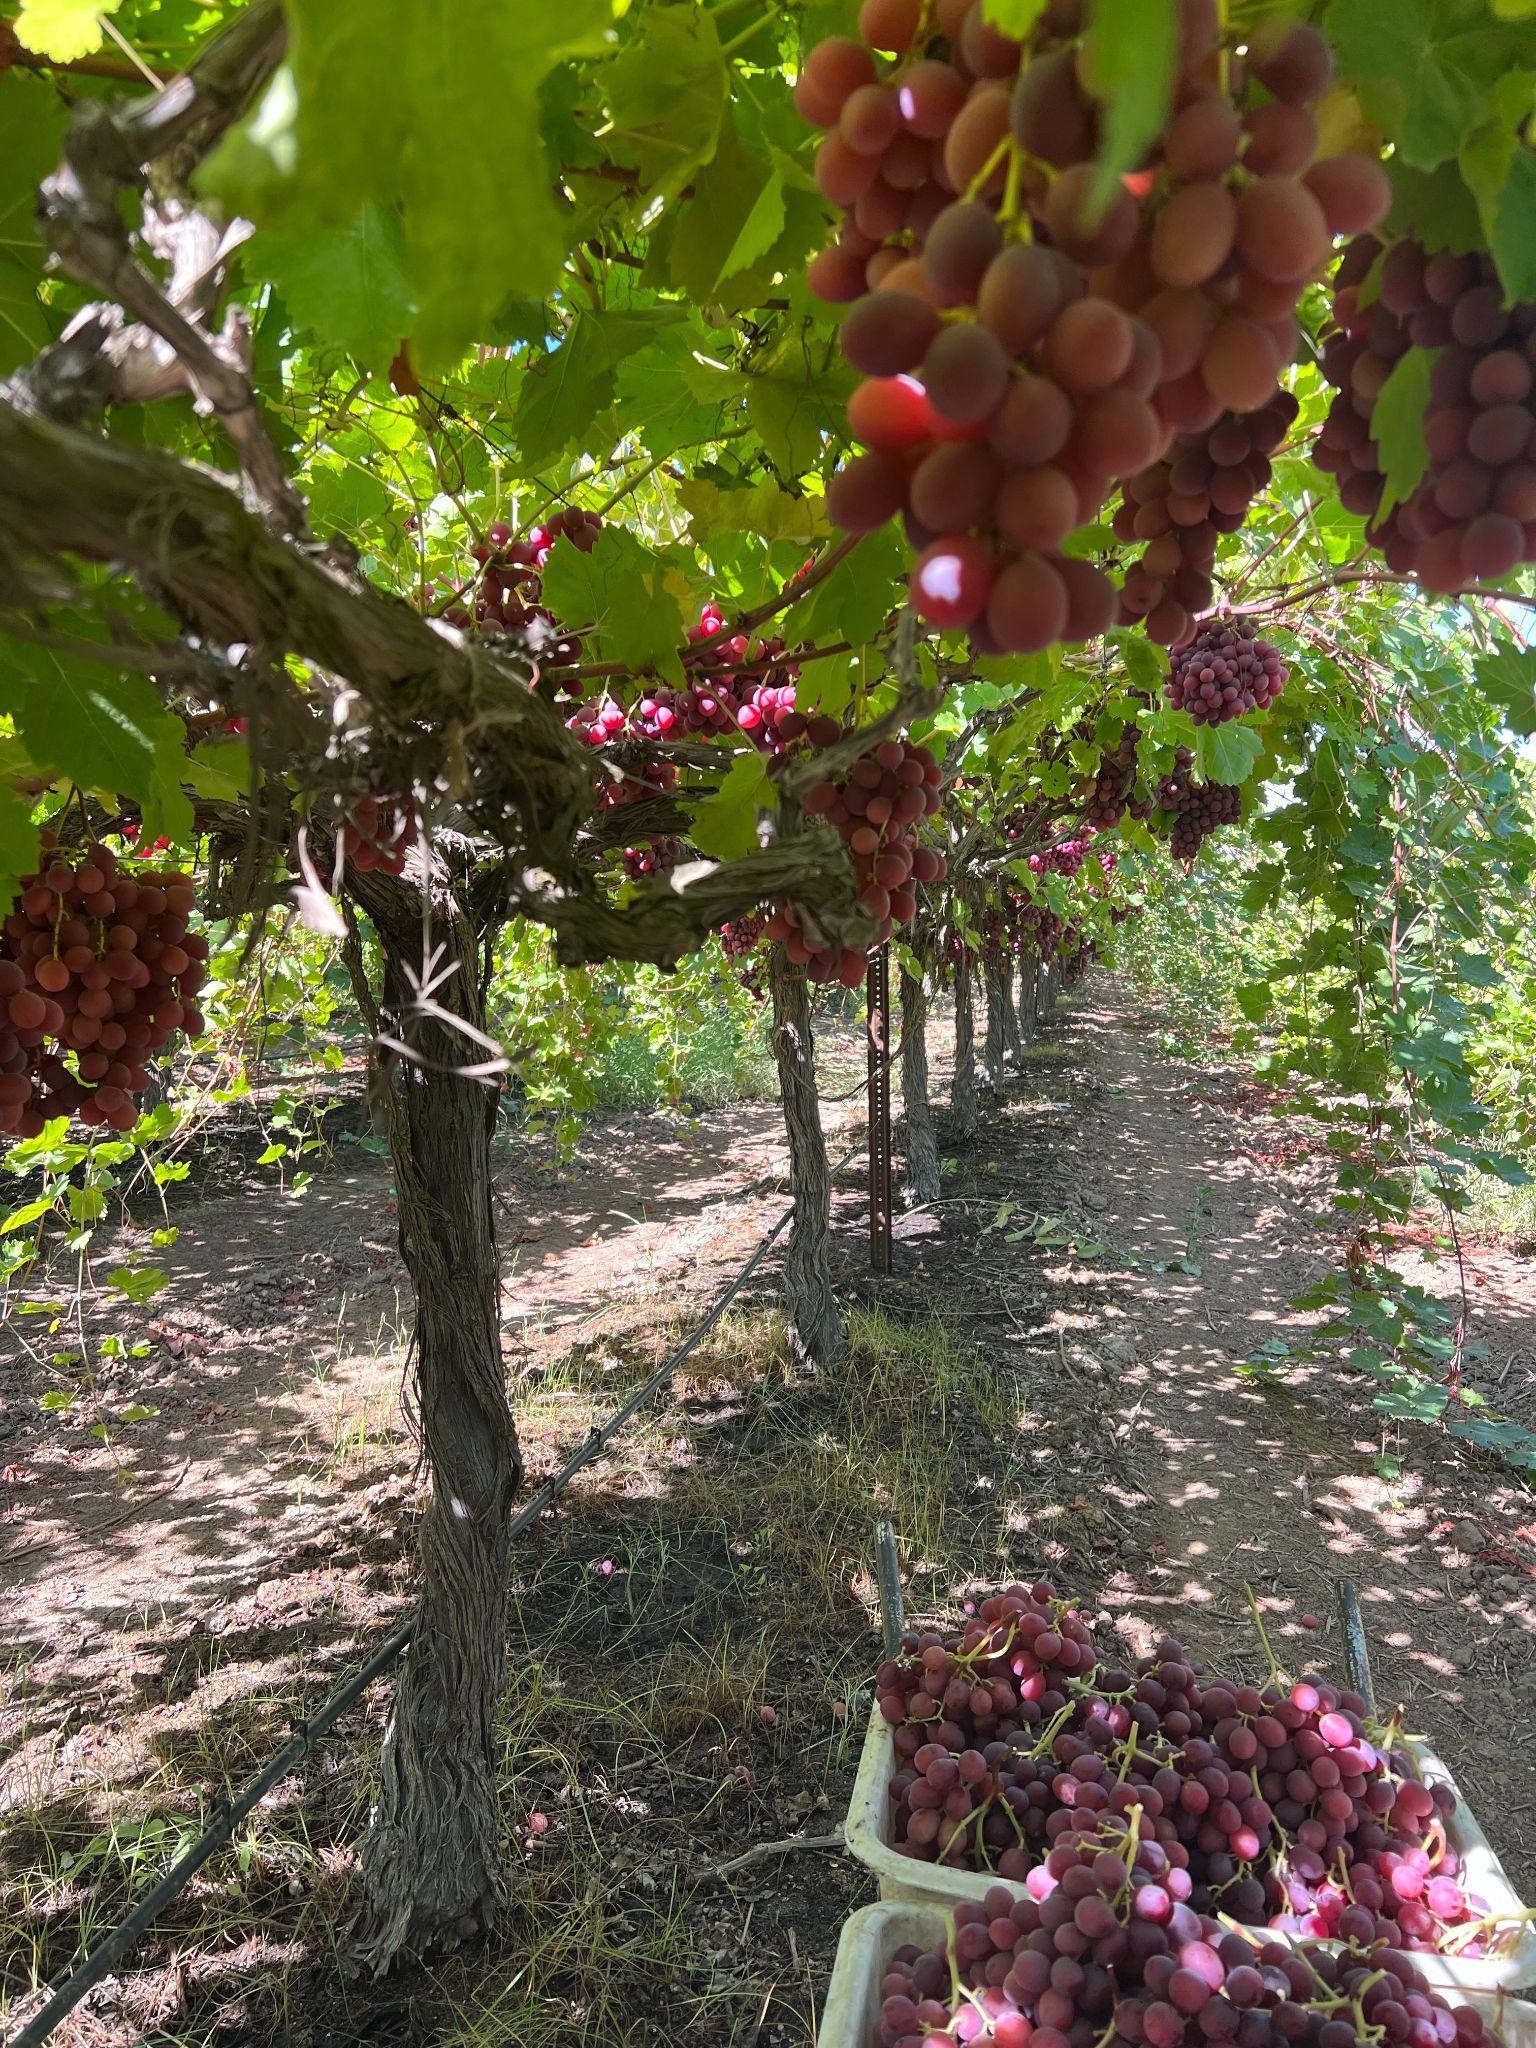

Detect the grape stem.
xmin=1241 ymin=1580 xmax=1286 ymax=1686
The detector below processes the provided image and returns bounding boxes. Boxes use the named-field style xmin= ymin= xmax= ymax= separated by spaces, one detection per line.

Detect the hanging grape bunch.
xmin=1316 ymin=240 xmax=1536 ymax=590
xmin=433 ymin=506 xmax=601 ymax=664
xmin=0 ymin=839 xmax=206 ymax=1137
xmin=1157 ymin=748 xmax=1242 ymax=858
xmin=1166 ymin=619 xmax=1288 ymax=724
xmin=798 ymin=0 xmax=1389 ymax=652
xmin=1115 ymin=391 xmax=1299 ymax=631
xmin=335 ymin=796 xmax=416 ymax=877
xmin=1083 ymin=726 xmax=1152 ymax=827
xmin=764 ymin=731 xmax=947 ymax=988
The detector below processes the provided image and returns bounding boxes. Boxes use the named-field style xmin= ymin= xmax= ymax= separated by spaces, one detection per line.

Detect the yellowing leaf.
xmin=12 ymin=0 xmax=119 ymax=60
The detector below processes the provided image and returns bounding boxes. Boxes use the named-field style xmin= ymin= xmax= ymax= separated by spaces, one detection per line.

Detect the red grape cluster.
xmin=0 ymin=842 xmax=206 ymax=1138
xmin=765 ymin=734 xmax=946 ymax=987
xmin=799 ymin=1 xmax=1389 ymax=651
xmin=1317 ymin=239 xmax=1536 ymax=590
xmin=1155 ymin=751 xmax=1241 ymax=859
xmin=434 ymin=506 xmax=600 ymax=660
xmin=1084 ymin=729 xmax=1152 ymax=829
xmin=1115 ymin=394 xmax=1298 ymax=632
xmin=1167 ymin=621 xmax=1288 ymax=725
xmin=875 ymin=1594 xmax=1499 ymax=1963
xmin=336 ymin=796 xmax=415 ymax=877
xmin=875 ymin=1877 xmax=1503 ymax=2048
xmin=619 ymin=837 xmax=683 ymax=882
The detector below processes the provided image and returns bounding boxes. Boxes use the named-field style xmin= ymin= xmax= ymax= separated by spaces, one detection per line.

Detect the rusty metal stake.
xmin=867 ymin=944 xmax=893 ymax=1275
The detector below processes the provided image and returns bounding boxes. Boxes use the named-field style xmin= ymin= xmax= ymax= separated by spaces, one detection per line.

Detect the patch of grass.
xmin=1463 ymin=1171 xmax=1536 ymax=1252
xmin=0 ymin=1306 xmax=1033 ymax=2047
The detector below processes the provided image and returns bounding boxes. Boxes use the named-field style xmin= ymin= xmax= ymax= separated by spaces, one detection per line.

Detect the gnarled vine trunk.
xmin=1019 ymin=950 xmax=1039 ymax=1044
xmin=981 ymin=958 xmax=1007 ymax=1097
xmin=351 ymin=893 xmax=521 ymax=1971
xmin=899 ymin=964 xmax=941 ymax=1208
xmin=950 ymin=947 xmax=980 ymax=1142
xmin=769 ymin=947 xmax=846 ymax=1369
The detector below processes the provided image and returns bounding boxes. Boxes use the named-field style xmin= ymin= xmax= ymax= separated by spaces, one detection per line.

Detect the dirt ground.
xmin=2 ymin=973 xmax=1533 ymax=2046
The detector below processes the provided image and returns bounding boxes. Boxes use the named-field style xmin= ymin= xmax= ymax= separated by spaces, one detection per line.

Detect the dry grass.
xmin=1 ymin=1304 xmax=1036 ymax=2046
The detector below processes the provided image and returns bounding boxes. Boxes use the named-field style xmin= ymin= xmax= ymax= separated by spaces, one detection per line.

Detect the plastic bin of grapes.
xmin=843 ymin=1702 xmax=1536 ymax=1990
xmin=818 ymin=1898 xmax=1536 ymax=2048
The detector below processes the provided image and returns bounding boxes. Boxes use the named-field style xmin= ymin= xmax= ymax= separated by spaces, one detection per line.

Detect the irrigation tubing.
xmin=3 ymin=1138 xmax=862 ymax=2048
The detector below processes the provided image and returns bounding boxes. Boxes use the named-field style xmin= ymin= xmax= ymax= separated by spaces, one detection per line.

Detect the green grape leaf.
xmin=1458 ymin=73 xmax=1536 ymax=302
xmin=747 ymin=337 xmax=848 ymax=480
xmin=783 ymin=526 xmax=906 ymax=650
xmin=1384 ymin=159 xmax=1485 ymax=255
xmin=306 ymin=458 xmax=393 ymax=538
xmin=1195 ymin=721 xmax=1265 ymax=787
xmin=202 ymin=0 xmax=616 ymax=369
xmin=515 ymin=308 xmax=684 ymax=471
xmin=984 ymin=0 xmax=1049 ymax=31
xmin=678 ymin=477 xmax=829 ymax=546
xmin=253 ymin=201 xmax=417 ymax=365
xmin=1084 ymin=0 xmax=1177 ymax=208
xmin=1475 ymin=642 xmax=1536 ymax=736
xmin=1491 ymin=0 xmax=1536 ymax=14
xmin=604 ymin=6 xmax=728 ymax=204
xmin=1370 ymin=346 xmax=1437 ymax=517
xmin=667 ymin=117 xmax=781 ymax=300
xmin=4 ymin=639 xmax=192 ymax=836
xmin=12 ymin=0 xmax=120 ymax=58
xmin=614 ymin=327 xmax=738 ymax=464
xmin=107 ymin=1264 xmax=170 ymax=1304
xmin=0 ymin=784 xmax=39 ymax=916
xmin=539 ymin=527 xmax=688 ymax=686
xmin=1325 ymin=0 xmax=1532 ymax=168
xmin=0 ymin=73 xmax=72 ymax=374
xmin=688 ymin=749 xmax=772 ymax=861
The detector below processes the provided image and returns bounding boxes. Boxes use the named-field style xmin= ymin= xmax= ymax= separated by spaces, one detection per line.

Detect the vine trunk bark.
xmin=951 ymin=947 xmax=981 ymax=1142
xmin=982 ymin=959 xmax=1007 ymax=1097
xmin=769 ymin=947 xmax=846 ymax=1369
xmin=351 ymin=896 xmax=521 ymax=1971
xmin=1000 ymin=959 xmax=1025 ymax=1068
xmin=899 ymin=964 xmax=941 ymax=1207
xmin=1019 ymin=951 xmax=1039 ymax=1043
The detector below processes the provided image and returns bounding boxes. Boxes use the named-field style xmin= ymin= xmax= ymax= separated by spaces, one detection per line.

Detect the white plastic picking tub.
xmin=818 ymin=1899 xmax=1536 ymax=2048
xmin=842 ymin=1701 xmax=1536 ymax=1991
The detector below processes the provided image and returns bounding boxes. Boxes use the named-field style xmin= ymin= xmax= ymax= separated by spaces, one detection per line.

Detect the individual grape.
xmin=1165 ymin=94 xmax=1243 ymax=179
xmin=922 ymin=201 xmax=1004 ymax=306
xmin=1011 ymin=46 xmax=1094 ymax=165
xmin=841 ymin=290 xmax=941 ymax=376
xmin=978 ymin=242 xmax=1067 ymax=356
xmin=1303 ymin=152 xmax=1391 ymax=235
xmin=857 ymin=0 xmax=922 ymax=51
xmin=942 ymin=81 xmax=1014 ymax=194
xmin=1461 ymin=511 xmax=1523 ymax=578
xmin=1152 ymin=182 xmax=1239 ymax=289
xmin=1200 ymin=317 xmax=1284 ymax=412
xmin=1242 ymin=101 xmax=1318 ymax=176
xmin=793 ymin=35 xmax=877 ymax=126
xmin=995 ymin=465 xmax=1080 ymax=549
xmin=910 ymin=441 xmax=1003 ymax=531
xmin=1235 ymin=177 xmax=1330 ymax=282
xmin=1246 ymin=19 xmax=1335 ymax=103
xmin=895 ymin=57 xmax=968 ymax=138
xmin=985 ymin=551 xmax=1069 ymax=652
xmin=989 ymin=374 xmax=1074 ymax=466
xmin=912 ymin=534 xmax=997 ymax=625
xmin=828 ymin=451 xmax=911 ymax=531
xmin=922 ymin=323 xmax=1011 ymax=424
xmin=1041 ymin=298 xmax=1134 ymax=396
xmin=848 ymin=374 xmax=938 ymax=451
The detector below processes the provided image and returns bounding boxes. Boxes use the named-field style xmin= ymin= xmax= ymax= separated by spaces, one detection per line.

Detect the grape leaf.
xmin=678 ymin=478 xmax=828 ymax=546
xmin=253 ymin=202 xmax=417 ymax=365
xmin=983 ymin=0 xmax=1049 ymax=30
xmin=1194 ymin=721 xmax=1264 ymax=787
xmin=305 ymin=458 xmax=393 ymax=538
xmin=1084 ymin=0 xmax=1177 ymax=209
xmin=1369 ymin=346 xmax=1438 ymax=517
xmin=688 ymin=750 xmax=771 ymax=861
xmin=515 ymin=309 xmax=685 ymax=472
xmin=0 ymin=784 xmax=39 ymax=916
xmin=1325 ymin=0 xmax=1531 ymax=168
xmin=783 ymin=525 xmax=906 ymax=649
xmin=12 ymin=0 xmax=121 ymax=59
xmin=3 ymin=640 xmax=193 ymax=839
xmin=1458 ymin=72 xmax=1536 ymax=302
xmin=1476 ymin=642 xmax=1536 ymax=736
xmin=614 ymin=327 xmax=739 ymax=463
xmin=604 ymin=6 xmax=728 ymax=204
xmin=202 ymin=0 xmax=616 ymax=369
xmin=748 ymin=336 xmax=849 ymax=479
xmin=539 ymin=527 xmax=687 ymax=686
xmin=668 ymin=116 xmax=780 ymax=301
xmin=1384 ymin=158 xmax=1485 ymax=255
xmin=0 ymin=73 xmax=71 ymax=375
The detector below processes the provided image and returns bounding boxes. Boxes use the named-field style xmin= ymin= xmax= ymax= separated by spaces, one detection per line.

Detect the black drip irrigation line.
xmin=3 ymin=1139 xmax=862 ymax=2048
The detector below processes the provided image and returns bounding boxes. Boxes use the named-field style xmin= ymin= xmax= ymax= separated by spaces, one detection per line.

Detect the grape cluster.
xmin=875 ymin=1592 xmax=1500 ymax=1965
xmin=434 ymin=506 xmax=601 ymax=660
xmin=336 ymin=796 xmax=415 ymax=877
xmin=1155 ymin=751 xmax=1242 ymax=859
xmin=875 ymin=1880 xmax=1504 ymax=2048
xmin=765 ymin=734 xmax=947 ymax=987
xmin=1084 ymin=729 xmax=1152 ymax=829
xmin=799 ymin=0 xmax=1389 ymax=651
xmin=0 ymin=841 xmax=205 ymax=1138
xmin=1167 ymin=622 xmax=1288 ymax=725
xmin=1115 ymin=394 xmax=1298 ymax=631
xmin=1317 ymin=240 xmax=1536 ymax=591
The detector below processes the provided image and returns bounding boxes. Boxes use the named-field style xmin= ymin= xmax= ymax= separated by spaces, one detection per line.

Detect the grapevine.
xmin=1167 ymin=621 xmax=1288 ymax=726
